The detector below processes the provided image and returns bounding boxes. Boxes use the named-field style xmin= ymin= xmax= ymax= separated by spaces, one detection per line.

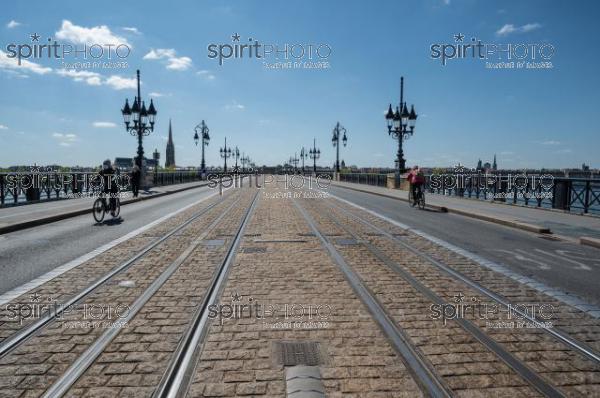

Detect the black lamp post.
xmin=233 ymin=146 xmax=240 ymax=172
xmin=152 ymin=148 xmax=160 ymax=182
xmin=385 ymin=76 xmax=418 ymax=174
xmin=241 ymin=154 xmax=250 ymax=172
xmin=300 ymin=147 xmax=308 ymax=173
xmin=332 ymin=122 xmax=347 ymax=173
xmin=121 ymin=70 xmax=157 ymax=171
xmin=289 ymin=153 xmax=299 ymax=172
xmin=220 ymin=137 xmax=232 ymax=172
xmin=193 ymin=120 xmax=210 ymax=174
xmin=309 ymin=138 xmax=321 ymax=173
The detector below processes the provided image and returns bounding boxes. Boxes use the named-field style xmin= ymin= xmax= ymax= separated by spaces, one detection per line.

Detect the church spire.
xmin=165 ymin=118 xmax=176 ymax=168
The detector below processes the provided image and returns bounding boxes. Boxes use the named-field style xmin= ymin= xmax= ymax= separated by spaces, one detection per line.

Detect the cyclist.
xmin=408 ymin=165 xmax=425 ymax=207
xmin=99 ymin=159 xmax=119 ymax=216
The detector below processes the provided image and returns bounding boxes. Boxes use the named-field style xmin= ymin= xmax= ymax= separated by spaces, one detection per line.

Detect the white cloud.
xmin=149 ymin=92 xmax=166 ymax=97
xmin=0 ymin=50 xmax=52 ymax=75
xmin=143 ymin=48 xmax=192 ymax=71
xmin=541 ymin=140 xmax=560 ymax=145
xmin=52 ymin=132 xmax=78 ymax=146
xmin=6 ymin=20 xmax=21 ymax=29
xmin=56 ymin=20 xmax=130 ymax=47
xmin=122 ymin=27 xmax=141 ymax=35
xmin=0 ymin=124 xmax=8 ymax=130
xmin=224 ymin=101 xmax=245 ymax=111
xmin=197 ymin=70 xmax=216 ymax=80
xmin=93 ymin=121 xmax=117 ymax=128
xmin=56 ymin=68 xmax=135 ymax=90
xmin=442 ymin=0 xmax=450 ymax=4
xmin=56 ymin=69 xmax=102 ymax=85
xmin=496 ymin=23 xmax=542 ymax=36
xmin=105 ymin=75 xmax=136 ymax=90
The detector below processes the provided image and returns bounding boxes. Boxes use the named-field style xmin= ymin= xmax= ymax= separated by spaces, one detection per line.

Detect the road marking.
xmin=492 ymin=249 xmax=551 ymax=270
xmin=329 ymin=193 xmax=600 ymax=318
xmin=534 ymin=249 xmax=592 ymax=271
xmin=0 ymin=190 xmax=219 ymax=306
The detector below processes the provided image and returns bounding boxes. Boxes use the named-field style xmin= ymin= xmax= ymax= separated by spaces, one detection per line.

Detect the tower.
xmin=165 ymin=119 xmax=175 ymax=168
xmin=492 ymin=154 xmax=497 ymax=171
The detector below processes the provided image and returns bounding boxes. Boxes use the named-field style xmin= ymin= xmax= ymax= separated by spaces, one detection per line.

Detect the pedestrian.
xmin=131 ymin=164 xmax=141 ymax=198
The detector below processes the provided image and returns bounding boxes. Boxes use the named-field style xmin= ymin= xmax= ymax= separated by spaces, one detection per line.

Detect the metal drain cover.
xmin=203 ymin=239 xmax=225 ymax=247
xmin=242 ymin=247 xmax=267 ymax=253
xmin=335 ymin=238 xmax=359 ymax=246
xmin=273 ymin=341 xmax=323 ymax=366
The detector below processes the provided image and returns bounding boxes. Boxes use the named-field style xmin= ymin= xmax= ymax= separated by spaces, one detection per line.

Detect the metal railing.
xmin=338 ymin=172 xmax=600 ymax=215
xmin=339 ymin=173 xmax=388 ymax=187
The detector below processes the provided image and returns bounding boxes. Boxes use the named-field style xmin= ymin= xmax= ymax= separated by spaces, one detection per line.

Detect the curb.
xmin=0 ymin=182 xmax=208 ymax=235
xmin=580 ymin=236 xmax=600 ymax=249
xmin=331 ymin=183 xmax=553 ymax=235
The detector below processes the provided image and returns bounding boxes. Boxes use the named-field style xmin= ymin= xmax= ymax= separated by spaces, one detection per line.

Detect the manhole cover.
xmin=335 ymin=238 xmax=359 ymax=246
xmin=242 ymin=247 xmax=267 ymax=253
xmin=273 ymin=341 xmax=323 ymax=366
xmin=203 ymin=239 xmax=226 ymax=247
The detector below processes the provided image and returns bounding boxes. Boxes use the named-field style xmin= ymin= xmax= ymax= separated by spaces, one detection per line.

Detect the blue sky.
xmin=1 ymin=0 xmax=599 ymax=169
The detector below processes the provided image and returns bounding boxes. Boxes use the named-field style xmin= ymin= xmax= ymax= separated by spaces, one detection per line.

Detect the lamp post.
xmin=152 ymin=148 xmax=160 ymax=183
xmin=121 ymin=70 xmax=157 ymax=172
xmin=289 ymin=153 xmax=299 ymax=172
xmin=241 ymin=154 xmax=250 ymax=172
xmin=220 ymin=137 xmax=232 ymax=172
xmin=300 ymin=147 xmax=308 ymax=173
xmin=332 ymin=122 xmax=347 ymax=173
xmin=309 ymin=138 xmax=320 ymax=173
xmin=233 ymin=146 xmax=240 ymax=172
xmin=385 ymin=76 xmax=418 ymax=174
xmin=193 ymin=120 xmax=210 ymax=175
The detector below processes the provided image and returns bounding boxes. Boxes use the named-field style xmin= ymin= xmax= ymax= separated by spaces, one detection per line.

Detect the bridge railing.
xmin=338 ymin=172 xmax=600 ymax=215
xmin=338 ymin=173 xmax=388 ymax=187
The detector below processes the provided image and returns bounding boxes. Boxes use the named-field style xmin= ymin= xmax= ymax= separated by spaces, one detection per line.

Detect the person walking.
xmin=131 ymin=164 xmax=141 ymax=198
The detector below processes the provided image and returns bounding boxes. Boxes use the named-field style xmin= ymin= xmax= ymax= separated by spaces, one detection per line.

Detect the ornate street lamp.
xmin=233 ymin=146 xmax=240 ymax=172
xmin=332 ymin=122 xmax=347 ymax=173
xmin=289 ymin=153 xmax=300 ymax=172
xmin=385 ymin=76 xmax=418 ymax=174
xmin=193 ymin=120 xmax=210 ymax=174
xmin=220 ymin=137 xmax=232 ymax=172
xmin=309 ymin=138 xmax=321 ymax=173
xmin=300 ymin=147 xmax=308 ymax=173
xmin=121 ymin=70 xmax=156 ymax=171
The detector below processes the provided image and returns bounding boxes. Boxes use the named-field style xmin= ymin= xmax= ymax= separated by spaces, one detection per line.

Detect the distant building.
xmin=165 ymin=119 xmax=175 ymax=168
xmin=113 ymin=157 xmax=157 ymax=171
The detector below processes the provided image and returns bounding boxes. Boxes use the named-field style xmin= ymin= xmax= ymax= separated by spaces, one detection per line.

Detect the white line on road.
xmin=533 ymin=249 xmax=592 ymax=271
xmin=0 ymin=190 xmax=220 ymax=306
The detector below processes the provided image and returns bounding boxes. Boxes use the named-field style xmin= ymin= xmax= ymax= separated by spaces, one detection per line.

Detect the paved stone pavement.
xmin=0 ymin=184 xmax=598 ymax=397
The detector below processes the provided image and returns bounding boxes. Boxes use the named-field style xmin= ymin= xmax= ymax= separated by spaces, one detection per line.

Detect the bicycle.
xmin=408 ymin=186 xmax=426 ymax=210
xmin=93 ymin=193 xmax=121 ymax=222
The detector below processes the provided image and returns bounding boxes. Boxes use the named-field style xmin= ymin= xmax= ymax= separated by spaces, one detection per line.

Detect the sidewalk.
xmin=331 ymin=180 xmax=600 ymax=245
xmin=0 ymin=181 xmax=208 ymax=234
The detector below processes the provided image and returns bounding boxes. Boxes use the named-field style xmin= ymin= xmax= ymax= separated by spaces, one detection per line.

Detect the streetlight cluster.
xmin=385 ymin=76 xmax=418 ymax=173
xmin=121 ymin=70 xmax=417 ymax=176
xmin=121 ymin=70 xmax=157 ymax=169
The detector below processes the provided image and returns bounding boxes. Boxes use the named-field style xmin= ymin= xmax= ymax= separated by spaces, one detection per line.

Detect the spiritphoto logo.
xmin=429 ymin=166 xmax=555 ymax=200
xmin=430 ymin=33 xmax=554 ymax=69
xmin=207 ymin=173 xmax=332 ymax=195
xmin=5 ymin=167 xmax=133 ymax=194
xmin=208 ymin=291 xmax=332 ymax=330
xmin=430 ymin=292 xmax=554 ymax=329
xmin=207 ymin=33 xmax=332 ymax=69
xmin=3 ymin=292 xmax=130 ymax=329
xmin=5 ymin=32 xmax=130 ymax=69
